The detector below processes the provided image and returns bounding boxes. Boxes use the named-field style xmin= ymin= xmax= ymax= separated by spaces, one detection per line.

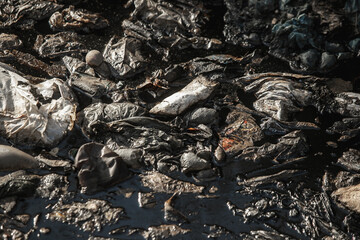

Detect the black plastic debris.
xmin=1 ymin=0 xmax=360 ymax=239
xmin=103 ymin=36 xmax=147 ymax=79
xmin=49 ymin=6 xmax=109 ymax=32
xmin=34 ymin=32 xmax=87 ymax=59
xmin=74 ymin=142 xmax=130 ymax=194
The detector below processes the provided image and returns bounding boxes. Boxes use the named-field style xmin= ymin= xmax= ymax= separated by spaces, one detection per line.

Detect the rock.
xmin=39 ymin=228 xmax=51 ymax=234
xmin=320 ymin=52 xmax=337 ymax=69
xmin=180 ymin=152 xmax=211 ymax=173
xmin=184 ymin=107 xmax=219 ymax=126
xmin=86 ymin=50 xmax=103 ymax=67
xmin=214 ymin=145 xmax=226 ymax=163
xmin=299 ymin=49 xmax=320 ymax=69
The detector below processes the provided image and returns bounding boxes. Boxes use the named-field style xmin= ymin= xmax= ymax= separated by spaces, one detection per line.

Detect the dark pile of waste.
xmin=0 ymin=0 xmax=360 ymax=239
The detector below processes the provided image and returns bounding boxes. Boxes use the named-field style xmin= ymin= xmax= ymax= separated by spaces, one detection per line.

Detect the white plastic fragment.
xmin=0 ymin=65 xmax=76 ymax=147
xmin=150 ymin=75 xmax=219 ymax=116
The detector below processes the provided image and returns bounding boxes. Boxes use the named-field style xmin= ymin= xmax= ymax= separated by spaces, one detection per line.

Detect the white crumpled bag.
xmin=0 ymin=65 xmax=77 ymax=147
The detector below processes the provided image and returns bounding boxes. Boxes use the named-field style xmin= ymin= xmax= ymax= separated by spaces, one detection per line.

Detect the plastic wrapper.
xmin=219 ymin=106 xmax=263 ymax=158
xmin=0 ymin=64 xmax=77 ymax=148
xmin=34 ymin=32 xmax=87 ymax=59
xmin=150 ymin=75 xmax=219 ymax=116
xmin=0 ymin=0 xmax=63 ymax=29
xmin=78 ymin=102 xmax=147 ymax=136
xmin=123 ymin=0 xmax=222 ymax=59
xmin=74 ymin=142 xmax=130 ymax=194
xmin=237 ymin=130 xmax=309 ymax=174
xmin=68 ymin=72 xmax=120 ymax=100
xmin=49 ymin=5 xmax=109 ymax=32
xmin=103 ymin=36 xmax=147 ymax=78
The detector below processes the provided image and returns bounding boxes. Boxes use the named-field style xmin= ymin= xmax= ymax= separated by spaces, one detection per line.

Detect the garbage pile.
xmin=0 ymin=0 xmax=360 ymax=239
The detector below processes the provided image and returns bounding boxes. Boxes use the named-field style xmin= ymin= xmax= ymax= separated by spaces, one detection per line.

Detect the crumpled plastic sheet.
xmin=0 ymin=49 xmax=67 ymax=78
xmin=332 ymin=183 xmax=360 ymax=214
xmin=237 ymin=72 xmax=355 ymax=121
xmin=0 ymin=0 xmax=63 ymax=29
xmin=237 ymin=130 xmax=309 ymax=174
xmin=260 ymin=117 xmax=320 ymax=135
xmin=34 ymin=32 xmax=87 ymax=59
xmin=103 ymin=36 xmax=147 ymax=78
xmin=0 ymin=64 xmax=77 ymax=147
xmin=334 ymin=92 xmax=360 ymax=117
xmin=243 ymin=76 xmax=313 ymax=121
xmin=78 ymin=102 xmax=147 ymax=136
xmin=74 ymin=142 xmax=130 ymax=194
xmin=102 ymin=117 xmax=182 ymax=152
xmin=123 ymin=0 xmax=222 ymax=59
xmin=335 ymin=149 xmax=360 ymax=173
xmin=49 ymin=5 xmax=109 ymax=32
xmin=223 ymin=0 xmax=360 ymax=73
xmin=219 ymin=106 xmax=263 ymax=157
xmin=327 ymin=117 xmax=360 ymax=142
xmin=0 ymin=170 xmax=40 ymax=198
xmin=68 ymin=72 xmax=120 ymax=100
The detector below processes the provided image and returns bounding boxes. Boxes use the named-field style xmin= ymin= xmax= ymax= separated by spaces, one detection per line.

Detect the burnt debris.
xmin=0 ymin=0 xmax=360 ymax=239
